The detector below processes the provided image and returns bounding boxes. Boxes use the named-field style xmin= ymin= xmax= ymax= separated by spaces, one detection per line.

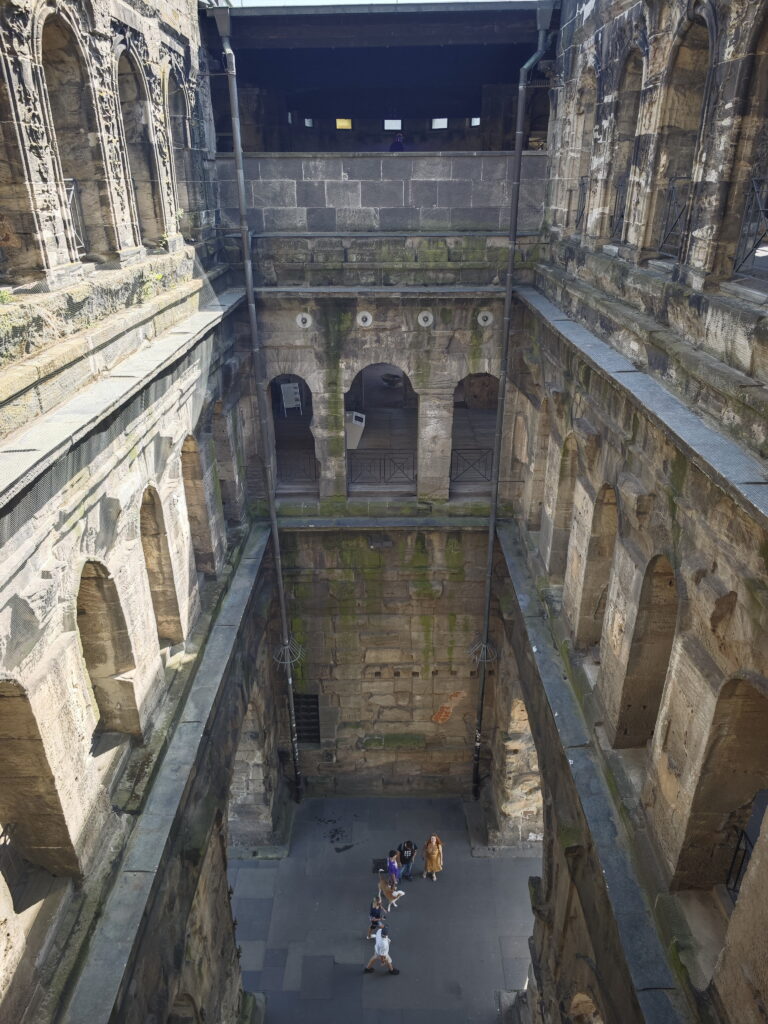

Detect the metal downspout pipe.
xmin=472 ymin=24 xmax=551 ymax=801
xmin=213 ymin=10 xmax=304 ymax=802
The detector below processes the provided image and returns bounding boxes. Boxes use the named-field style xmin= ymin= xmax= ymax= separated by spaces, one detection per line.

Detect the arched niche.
xmin=41 ymin=15 xmax=115 ymax=262
xmin=117 ymin=50 xmax=164 ymax=247
xmin=139 ymin=487 xmax=184 ymax=647
xmin=0 ymin=677 xmax=81 ymax=877
xmin=181 ymin=436 xmax=218 ymax=576
xmin=76 ymin=561 xmax=140 ymax=735
xmin=609 ymin=49 xmax=643 ymax=241
xmin=674 ymin=677 xmax=768 ymax=891
xmin=269 ymin=374 xmax=319 ymax=496
xmin=450 ymin=373 xmax=498 ymax=496
xmin=344 ymin=363 xmax=418 ymax=495
xmin=651 ymin=19 xmax=710 ymax=257
xmin=548 ymin=433 xmax=578 ymax=579
xmin=614 ymin=554 xmax=677 ymax=748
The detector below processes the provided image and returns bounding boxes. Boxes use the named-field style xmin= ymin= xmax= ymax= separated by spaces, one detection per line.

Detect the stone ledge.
xmin=0 ymin=287 xmax=245 ymax=509
xmin=59 ymin=526 xmax=270 ymax=1024
xmin=513 ymin=285 xmax=768 ymax=529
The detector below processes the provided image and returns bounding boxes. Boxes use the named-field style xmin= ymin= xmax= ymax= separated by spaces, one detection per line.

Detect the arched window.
xmin=547 ymin=433 xmax=578 ymax=579
xmin=117 ymin=50 xmax=164 ymax=247
xmin=450 ymin=373 xmax=498 ymax=497
xmin=41 ymin=16 xmax=115 ymax=262
xmin=344 ymin=364 xmax=418 ymax=496
xmin=675 ymin=677 xmax=768 ymax=891
xmin=574 ymin=68 xmax=597 ymax=233
xmin=168 ymin=70 xmax=192 ymax=239
xmin=614 ymin=554 xmax=677 ymax=748
xmin=570 ymin=484 xmax=618 ymax=648
xmin=0 ymin=69 xmax=42 ymax=279
xmin=650 ymin=19 xmax=710 ymax=257
xmin=76 ymin=561 xmax=140 ymax=735
xmin=0 ymin=678 xmax=80 ymax=877
xmin=181 ymin=436 xmax=219 ymax=576
xmin=139 ymin=487 xmax=184 ymax=647
xmin=269 ymin=374 xmax=319 ymax=496
xmin=609 ymin=50 xmax=643 ymax=242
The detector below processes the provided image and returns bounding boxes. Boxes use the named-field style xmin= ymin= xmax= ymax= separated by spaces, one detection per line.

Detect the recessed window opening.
xmin=431 ymin=117 xmax=448 ymax=130
xmin=384 ymin=119 xmax=402 ymax=131
xmin=336 ymin=117 xmax=353 ymax=130
xmin=294 ymin=693 xmax=321 ymax=745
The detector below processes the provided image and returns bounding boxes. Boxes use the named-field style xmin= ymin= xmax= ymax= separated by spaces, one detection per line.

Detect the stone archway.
xmin=449 ymin=373 xmax=498 ymax=497
xmin=269 ymin=374 xmax=319 ymax=496
xmin=139 ymin=487 xmax=184 ymax=647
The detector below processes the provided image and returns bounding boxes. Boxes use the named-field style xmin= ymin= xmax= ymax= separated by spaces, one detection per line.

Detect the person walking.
xmin=364 ymin=927 xmax=399 ymax=974
xmin=366 ymin=894 xmax=386 ymax=939
xmin=398 ymin=839 xmax=417 ymax=880
xmin=422 ymin=833 xmax=443 ymax=881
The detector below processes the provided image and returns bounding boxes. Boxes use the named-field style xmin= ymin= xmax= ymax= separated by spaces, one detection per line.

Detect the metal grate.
xmin=347 ymin=449 xmax=416 ymax=485
xmin=63 ymin=178 xmax=88 ymax=256
xmin=610 ymin=175 xmax=629 ymax=242
xmin=450 ymin=448 xmax=493 ymax=483
xmin=294 ymin=693 xmax=321 ymax=745
xmin=725 ymin=828 xmax=754 ymax=902
xmin=659 ymin=177 xmax=691 ymax=257
xmin=734 ymin=177 xmax=768 ymax=277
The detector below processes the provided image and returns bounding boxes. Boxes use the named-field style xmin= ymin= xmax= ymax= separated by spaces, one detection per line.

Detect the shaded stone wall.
xmin=217 ymin=152 xmax=547 ymax=235
xmin=276 ymin=528 xmax=491 ymax=794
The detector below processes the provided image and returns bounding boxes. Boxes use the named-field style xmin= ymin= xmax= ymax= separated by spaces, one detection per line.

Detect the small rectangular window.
xmin=294 ymin=694 xmax=321 ymax=745
xmin=384 ymin=119 xmax=402 ymax=131
xmin=304 ymin=117 xmax=314 ymax=128
xmin=287 ymin=112 xmax=293 ymax=124
xmin=431 ymin=117 xmax=448 ymax=130
xmin=336 ymin=117 xmax=353 ymax=130
xmin=471 ymin=116 xmax=481 ymax=127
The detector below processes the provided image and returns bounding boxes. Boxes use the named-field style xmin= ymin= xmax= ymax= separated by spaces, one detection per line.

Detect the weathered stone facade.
xmin=2 ymin=0 xmax=768 ymax=1021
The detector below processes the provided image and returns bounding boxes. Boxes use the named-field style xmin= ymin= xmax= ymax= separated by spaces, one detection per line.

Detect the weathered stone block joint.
xmin=0 ymin=0 xmax=767 ymax=1022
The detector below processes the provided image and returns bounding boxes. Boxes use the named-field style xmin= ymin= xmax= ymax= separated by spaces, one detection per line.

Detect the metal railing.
xmin=575 ymin=175 xmax=589 ymax=230
xmin=725 ymin=828 xmax=754 ymax=901
xmin=275 ymin=449 xmax=318 ymax=485
xmin=347 ymin=449 xmax=416 ymax=486
xmin=63 ymin=178 xmax=88 ymax=256
xmin=734 ymin=177 xmax=768 ymax=276
xmin=659 ymin=177 xmax=691 ymax=257
xmin=610 ymin=175 xmax=629 ymax=241
xmin=450 ymin=448 xmax=494 ymax=483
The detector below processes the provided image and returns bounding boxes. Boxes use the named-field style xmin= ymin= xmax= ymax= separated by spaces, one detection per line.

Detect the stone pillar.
xmin=417 ymin=387 xmax=453 ymax=502
xmin=537 ymin=434 xmax=561 ymax=570
xmin=160 ymin=455 xmax=201 ymax=637
xmin=315 ymin=371 xmax=347 ymax=500
xmin=199 ymin=433 xmax=228 ymax=572
xmin=562 ymin=479 xmax=595 ymax=638
xmin=212 ymin=402 xmax=246 ymax=525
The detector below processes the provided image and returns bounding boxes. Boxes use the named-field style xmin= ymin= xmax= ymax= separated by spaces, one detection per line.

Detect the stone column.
xmin=417 ymin=387 xmax=453 ymax=503
xmin=562 ymin=479 xmax=595 ymax=639
xmin=160 ymin=455 xmax=201 ymax=637
xmin=537 ymin=434 xmax=561 ymax=569
xmin=315 ymin=371 xmax=347 ymax=501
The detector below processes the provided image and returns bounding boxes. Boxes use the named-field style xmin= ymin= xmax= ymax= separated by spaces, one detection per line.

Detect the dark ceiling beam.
xmin=221 ymin=13 xmax=539 ymax=49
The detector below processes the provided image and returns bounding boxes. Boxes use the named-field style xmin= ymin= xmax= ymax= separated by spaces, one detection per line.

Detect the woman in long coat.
xmin=422 ymin=834 xmax=443 ymax=881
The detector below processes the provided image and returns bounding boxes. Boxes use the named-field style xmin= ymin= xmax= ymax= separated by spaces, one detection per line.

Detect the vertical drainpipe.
xmin=472 ymin=12 xmax=554 ymax=801
xmin=211 ymin=7 xmax=304 ymax=802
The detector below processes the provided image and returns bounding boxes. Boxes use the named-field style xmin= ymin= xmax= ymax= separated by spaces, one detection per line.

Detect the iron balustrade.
xmin=575 ymin=175 xmax=589 ymax=230
xmin=450 ymin=448 xmax=494 ymax=483
xmin=347 ymin=449 xmax=416 ymax=486
xmin=734 ymin=177 xmax=768 ymax=276
xmin=63 ymin=178 xmax=88 ymax=256
xmin=275 ymin=449 xmax=318 ymax=484
xmin=610 ymin=175 xmax=629 ymax=241
xmin=659 ymin=176 xmax=691 ymax=257
xmin=725 ymin=828 xmax=754 ymax=902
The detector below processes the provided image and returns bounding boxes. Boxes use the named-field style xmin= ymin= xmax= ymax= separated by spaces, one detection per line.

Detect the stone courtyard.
xmin=230 ymin=797 xmax=539 ymax=1024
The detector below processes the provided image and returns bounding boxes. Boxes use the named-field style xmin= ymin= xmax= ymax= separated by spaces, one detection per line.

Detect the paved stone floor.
xmin=229 ymin=797 xmax=540 ymax=1023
